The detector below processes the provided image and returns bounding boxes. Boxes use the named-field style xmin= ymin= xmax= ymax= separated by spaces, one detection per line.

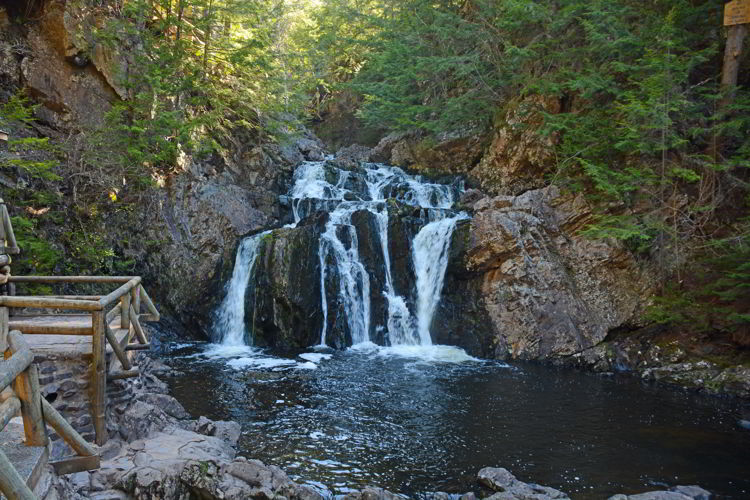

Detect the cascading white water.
xmin=213 ymin=231 xmax=269 ymax=346
xmin=317 ymin=203 xmax=372 ymax=346
xmin=288 ymin=159 xmax=463 ymax=346
xmin=217 ymin=156 xmax=465 ymax=350
xmin=412 ymin=215 xmax=465 ymax=345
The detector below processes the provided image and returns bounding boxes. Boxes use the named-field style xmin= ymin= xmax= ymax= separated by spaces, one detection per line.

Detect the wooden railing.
xmin=0 ymin=331 xmax=98 ymax=500
xmin=0 ymin=276 xmax=160 ymax=445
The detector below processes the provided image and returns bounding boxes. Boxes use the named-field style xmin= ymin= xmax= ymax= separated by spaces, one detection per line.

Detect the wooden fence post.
xmin=7 ymin=332 xmax=46 ymax=447
xmin=90 ymin=311 xmax=107 ymax=445
xmin=131 ymin=285 xmax=141 ymax=318
xmin=120 ymin=293 xmax=130 ymax=331
xmin=0 ymin=306 xmax=7 ymax=355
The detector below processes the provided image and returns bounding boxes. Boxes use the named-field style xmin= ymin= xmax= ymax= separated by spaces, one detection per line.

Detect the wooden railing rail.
xmin=0 ymin=297 xmax=101 ymax=312
xmin=0 ymin=200 xmax=20 ymax=256
xmin=9 ymin=276 xmax=136 ymax=284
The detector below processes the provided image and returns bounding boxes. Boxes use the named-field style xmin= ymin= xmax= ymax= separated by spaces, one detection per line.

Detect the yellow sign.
xmin=724 ymin=0 xmax=750 ymax=26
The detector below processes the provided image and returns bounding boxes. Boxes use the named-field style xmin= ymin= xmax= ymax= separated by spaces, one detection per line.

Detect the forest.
xmin=3 ymin=0 xmax=746 ymax=341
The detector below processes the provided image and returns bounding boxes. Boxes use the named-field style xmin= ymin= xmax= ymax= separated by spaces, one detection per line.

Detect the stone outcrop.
xmin=369 ymin=130 xmax=487 ymax=178
xmin=15 ymin=0 xmax=123 ymax=128
xmin=608 ymin=485 xmax=712 ymax=500
xmin=467 ymin=96 xmax=560 ymax=196
xmin=32 ymin=354 xmax=327 ymax=500
xmin=436 ymin=186 xmax=654 ymax=359
xmin=564 ymin=328 xmax=750 ymax=398
xmin=365 ymin=96 xmax=558 ymax=196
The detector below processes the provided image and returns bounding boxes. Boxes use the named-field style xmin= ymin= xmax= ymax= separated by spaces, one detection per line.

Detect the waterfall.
xmin=213 ymin=231 xmax=269 ymax=346
xmin=216 ymin=156 xmax=466 ymax=349
xmin=288 ymin=160 xmax=464 ymax=347
xmin=412 ymin=215 xmax=464 ymax=345
xmin=318 ymin=203 xmax=372 ymax=346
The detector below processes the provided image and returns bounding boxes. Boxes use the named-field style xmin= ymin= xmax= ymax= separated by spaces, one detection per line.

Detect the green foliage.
xmin=0 ymin=91 xmax=61 ymax=180
xmin=10 ymin=216 xmax=61 ymax=279
xmin=646 ymin=224 xmax=750 ymax=332
xmin=79 ymin=0 xmax=307 ymax=194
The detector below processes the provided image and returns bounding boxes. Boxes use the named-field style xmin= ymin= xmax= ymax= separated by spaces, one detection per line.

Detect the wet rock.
xmin=251 ymin=224 xmax=326 ymax=349
xmin=352 ymin=209 xmax=390 ymax=343
xmin=193 ymin=416 xmax=242 ymax=447
xmin=478 ymin=467 xmax=570 ymax=500
xmin=341 ymin=486 xmax=408 ymax=500
xmin=568 ymin=331 xmax=750 ymax=397
xmin=608 ymin=485 xmax=711 ymax=500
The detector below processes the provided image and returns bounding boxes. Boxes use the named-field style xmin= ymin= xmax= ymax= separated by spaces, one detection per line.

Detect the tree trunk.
xmin=720 ymin=23 xmax=748 ymax=109
xmin=176 ymin=0 xmax=185 ymax=41
xmin=203 ymin=0 xmax=214 ymax=79
xmin=710 ymin=23 xmax=748 ymax=161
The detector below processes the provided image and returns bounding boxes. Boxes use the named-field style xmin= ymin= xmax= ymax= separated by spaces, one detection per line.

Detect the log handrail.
xmin=0 ymin=279 xmax=159 ymax=448
xmin=0 ymin=296 xmax=102 ymax=311
xmin=99 ymin=277 xmax=141 ymax=309
xmin=9 ymin=276 xmax=136 ymax=284
xmin=0 ymin=344 xmax=33 ymax=392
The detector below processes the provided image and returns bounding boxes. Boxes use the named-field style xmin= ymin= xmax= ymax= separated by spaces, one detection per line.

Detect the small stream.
xmin=162 ymin=342 xmax=750 ymax=499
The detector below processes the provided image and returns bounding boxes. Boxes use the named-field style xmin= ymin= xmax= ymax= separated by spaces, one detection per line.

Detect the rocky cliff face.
xmin=436 ymin=186 xmax=655 ymax=359
xmin=367 ymin=96 xmax=559 ymax=196
xmin=130 ymin=138 xmax=317 ymax=335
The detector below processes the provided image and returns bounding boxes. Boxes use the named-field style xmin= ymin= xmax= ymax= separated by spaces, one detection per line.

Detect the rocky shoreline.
xmin=35 ymin=354 xmax=715 ymax=500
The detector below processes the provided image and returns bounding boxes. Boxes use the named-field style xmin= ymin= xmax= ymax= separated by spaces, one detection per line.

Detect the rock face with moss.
xmin=249 ymin=220 xmax=327 ymax=350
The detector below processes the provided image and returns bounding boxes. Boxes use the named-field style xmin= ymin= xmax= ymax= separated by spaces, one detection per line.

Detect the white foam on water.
xmin=299 ymin=353 xmax=333 ymax=363
xmin=226 ymin=356 xmax=298 ymax=370
xmin=193 ymin=343 xmax=317 ymax=372
xmin=348 ymin=342 xmax=478 ymax=363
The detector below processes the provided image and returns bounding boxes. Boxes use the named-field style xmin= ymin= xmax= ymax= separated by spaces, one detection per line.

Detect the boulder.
xmin=608 ymin=484 xmax=711 ymax=500
xmin=333 ymin=144 xmax=373 ymax=170
xmin=478 ymin=467 xmax=570 ymax=500
xmin=193 ymin=416 xmax=242 ymax=447
xmin=341 ymin=486 xmax=409 ymax=500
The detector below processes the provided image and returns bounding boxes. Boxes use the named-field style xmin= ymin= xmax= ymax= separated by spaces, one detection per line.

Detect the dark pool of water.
xmin=161 ymin=342 xmax=750 ymax=499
